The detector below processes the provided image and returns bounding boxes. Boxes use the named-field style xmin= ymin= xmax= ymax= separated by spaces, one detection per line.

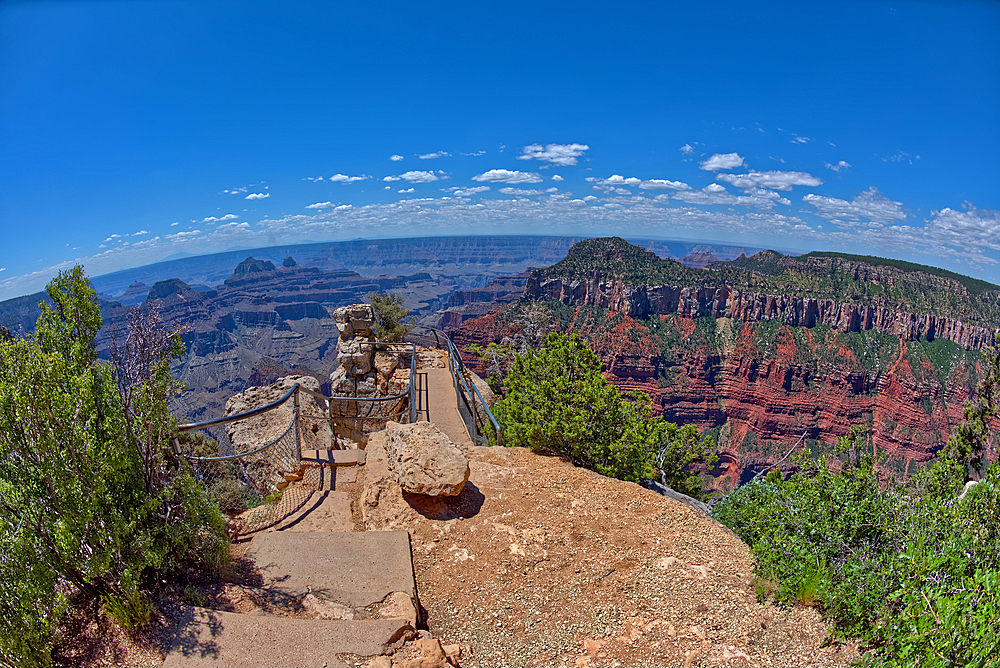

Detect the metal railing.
xmin=408 ymin=325 xmax=502 ymax=447
xmin=175 ymin=342 xmax=417 ymax=534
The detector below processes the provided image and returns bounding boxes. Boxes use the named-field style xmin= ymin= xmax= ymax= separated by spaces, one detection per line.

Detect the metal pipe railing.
xmin=408 ymin=325 xmax=502 ymax=447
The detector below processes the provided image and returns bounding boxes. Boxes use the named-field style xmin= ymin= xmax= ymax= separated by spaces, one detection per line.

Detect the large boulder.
xmin=225 ymin=374 xmax=331 ymax=455
xmin=382 ymin=421 xmax=470 ymax=497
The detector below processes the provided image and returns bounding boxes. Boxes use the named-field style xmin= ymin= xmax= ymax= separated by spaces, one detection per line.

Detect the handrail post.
xmin=409 ymin=342 xmax=416 ymax=423
xmin=293 ymin=384 xmax=302 ymax=459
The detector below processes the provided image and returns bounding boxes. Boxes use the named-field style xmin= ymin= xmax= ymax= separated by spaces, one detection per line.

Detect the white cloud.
xmin=104 ymin=234 xmax=121 ymax=241
xmin=219 ymin=222 xmax=250 ymax=230
xmin=670 ymin=183 xmax=789 ymax=210
xmin=303 ymin=176 xmax=324 ymax=182
xmin=922 ymin=205 xmax=1000 ymax=256
xmin=791 ymin=136 xmax=810 ymax=144
xmin=803 ymin=187 xmax=906 ymax=225
xmin=884 ymin=151 xmax=920 ymax=164
xmin=390 ymin=154 xmax=404 ymax=161
xmin=680 ymin=144 xmax=695 ymax=154
xmin=329 ymin=173 xmax=370 ymax=183
xmin=699 ymin=153 xmax=745 ymax=171
xmin=442 ymin=185 xmax=491 ymax=196
xmin=419 ymin=151 xmax=451 ymax=159
xmin=717 ymin=170 xmax=823 ymax=191
xmin=551 ymin=174 xmax=564 ymax=181
xmin=499 ymin=187 xmax=559 ymax=196
xmin=638 ymin=179 xmax=691 ymax=191
xmin=305 ymin=201 xmax=335 ymax=209
xmin=602 ymin=175 xmax=641 ymax=187
xmin=472 ymin=169 xmax=543 ymax=184
xmin=396 ymin=170 xmax=440 ymax=183
xmin=398 ymin=187 xmax=415 ymax=193
xmin=460 ymin=150 xmax=486 ymax=157
xmin=516 ymin=143 xmax=589 ymax=166
xmin=170 ymin=222 xmax=179 ymax=226
xmin=246 ymin=192 xmax=270 ymax=200
xmin=383 ymin=175 xmax=402 ymax=182
xmin=825 ymin=160 xmax=851 ymax=172
xmin=132 ymin=230 xmax=148 ymax=236
xmin=384 ymin=185 xmax=391 ymax=190
xmin=202 ymin=214 xmax=240 ymax=222
xmin=224 ymin=186 xmax=248 ymax=194
xmin=591 ymin=175 xmax=691 ymax=192
xmin=335 ymin=204 xmax=353 ymax=211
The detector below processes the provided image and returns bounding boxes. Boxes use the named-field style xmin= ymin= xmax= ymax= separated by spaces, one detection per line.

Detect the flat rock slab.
xmin=162 ymin=605 xmax=411 ymax=667
xmin=249 ymin=531 xmax=415 ymax=607
xmin=302 ymin=465 xmax=358 ymax=490
xmin=273 ymin=491 xmax=354 ymax=532
xmin=301 ymin=449 xmax=367 ymax=465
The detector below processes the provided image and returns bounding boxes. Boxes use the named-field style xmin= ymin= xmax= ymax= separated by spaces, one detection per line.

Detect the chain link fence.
xmin=175 ymin=343 xmax=420 ymax=535
xmin=176 ymin=390 xmax=313 ymax=534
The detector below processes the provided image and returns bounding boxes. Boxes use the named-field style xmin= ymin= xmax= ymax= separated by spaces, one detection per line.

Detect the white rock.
xmin=382 ymin=421 xmax=470 ymax=496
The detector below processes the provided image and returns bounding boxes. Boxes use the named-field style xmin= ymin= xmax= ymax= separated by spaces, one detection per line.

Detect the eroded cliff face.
xmin=525 ymin=276 xmax=998 ymax=351
xmin=451 ymin=304 xmax=992 ymax=488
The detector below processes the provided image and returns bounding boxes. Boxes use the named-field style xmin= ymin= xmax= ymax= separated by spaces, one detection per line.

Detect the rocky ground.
xmin=360 ymin=441 xmax=862 ymax=668
xmin=51 ymin=442 xmax=861 ymax=668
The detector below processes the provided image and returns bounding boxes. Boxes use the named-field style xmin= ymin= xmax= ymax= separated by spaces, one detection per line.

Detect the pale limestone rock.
xmin=301 ymin=593 xmax=355 ymax=620
xmin=376 ymin=591 xmax=418 ymax=628
xmin=393 ymin=637 xmax=450 ymax=668
xmin=383 ymin=421 xmax=470 ymax=497
xmin=225 ymin=374 xmax=331 ymax=457
xmin=333 ymin=304 xmax=375 ymax=338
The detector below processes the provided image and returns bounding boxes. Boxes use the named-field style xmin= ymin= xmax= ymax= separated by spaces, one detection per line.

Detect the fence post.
xmin=409 ymin=343 xmax=416 ymax=423
xmin=293 ymin=384 xmax=302 ymax=459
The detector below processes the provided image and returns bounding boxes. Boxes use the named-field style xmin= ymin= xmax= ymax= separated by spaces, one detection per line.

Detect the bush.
xmin=369 ymin=291 xmax=415 ymax=342
xmin=495 ymin=332 xmax=715 ymax=488
xmin=714 ymin=432 xmax=1000 ymax=666
xmin=0 ymin=267 xmax=228 ymax=666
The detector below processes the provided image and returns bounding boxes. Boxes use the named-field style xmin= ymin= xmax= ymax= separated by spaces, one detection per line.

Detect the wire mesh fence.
xmin=178 ymin=411 xmax=313 ymax=534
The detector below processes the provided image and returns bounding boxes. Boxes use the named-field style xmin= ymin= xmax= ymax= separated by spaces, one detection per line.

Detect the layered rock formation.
xmin=328 ymin=304 xmax=412 ymax=446
xmin=89 ymin=258 xmax=423 ymax=422
xmin=452 ymin=239 xmax=1000 ymax=486
xmin=525 ymin=279 xmax=998 ymax=351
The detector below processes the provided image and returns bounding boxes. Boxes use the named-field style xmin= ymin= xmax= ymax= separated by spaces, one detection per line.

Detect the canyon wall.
xmin=525 ymin=276 xmax=998 ymax=351
xmin=451 ymin=302 xmax=994 ymax=488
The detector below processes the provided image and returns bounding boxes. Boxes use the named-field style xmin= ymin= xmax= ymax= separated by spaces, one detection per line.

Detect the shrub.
xmin=495 ymin=332 xmax=715 ymax=488
xmin=715 ymin=419 xmax=1000 ymax=665
xmin=0 ymin=267 xmax=228 ymax=666
xmin=368 ymin=291 xmax=415 ymax=342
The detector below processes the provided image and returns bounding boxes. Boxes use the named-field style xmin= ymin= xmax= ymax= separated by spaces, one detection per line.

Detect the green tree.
xmin=656 ymin=422 xmax=719 ymax=500
xmin=495 ymin=332 xmax=715 ymax=487
xmin=941 ymin=333 xmax=999 ymax=477
xmin=0 ymin=267 xmax=227 ymax=667
xmin=34 ymin=265 xmax=102 ymax=371
xmin=369 ymin=291 xmax=415 ymax=342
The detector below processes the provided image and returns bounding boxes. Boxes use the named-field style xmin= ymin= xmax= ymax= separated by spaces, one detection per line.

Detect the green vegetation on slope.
xmin=714 ymin=340 xmax=1000 ymax=666
xmin=800 ymin=250 xmax=999 ymax=297
xmin=0 ymin=268 xmax=228 ymax=667
xmin=493 ymin=332 xmax=717 ymax=497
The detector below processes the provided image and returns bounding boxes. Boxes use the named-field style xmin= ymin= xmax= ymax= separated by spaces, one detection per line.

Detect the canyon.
xmin=450 ymin=239 xmax=1000 ymax=487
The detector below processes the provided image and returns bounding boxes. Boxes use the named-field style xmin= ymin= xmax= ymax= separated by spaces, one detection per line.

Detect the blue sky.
xmin=1 ymin=0 xmax=998 ymax=300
